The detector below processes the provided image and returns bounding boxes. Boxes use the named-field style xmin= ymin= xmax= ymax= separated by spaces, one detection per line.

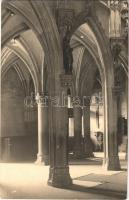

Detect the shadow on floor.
xmin=74 ymin=171 xmax=127 ymax=182
xmin=69 ymin=158 xmax=103 ymax=165
xmin=0 ymin=183 xmax=126 ymax=199
xmin=67 ymin=183 xmax=127 ymax=199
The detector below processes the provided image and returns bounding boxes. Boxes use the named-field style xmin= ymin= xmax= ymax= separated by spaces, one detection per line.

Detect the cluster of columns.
xmin=35 ymin=90 xmax=121 ymax=164
xmin=35 ymin=91 xmax=94 ymax=166
xmin=0 ymin=79 xmax=122 ymax=187
xmin=34 ymin=85 xmax=122 ymax=187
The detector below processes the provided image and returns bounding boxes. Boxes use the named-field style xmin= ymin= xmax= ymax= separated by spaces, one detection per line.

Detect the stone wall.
xmin=1 ymin=68 xmax=25 ymax=137
xmin=1 ymin=68 xmax=38 ymax=162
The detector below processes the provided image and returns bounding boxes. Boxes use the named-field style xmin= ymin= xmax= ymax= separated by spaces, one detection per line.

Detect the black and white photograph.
xmin=0 ymin=0 xmax=128 ymax=199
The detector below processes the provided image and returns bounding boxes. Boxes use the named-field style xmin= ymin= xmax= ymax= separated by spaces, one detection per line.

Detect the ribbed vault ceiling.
xmin=1 ymin=1 xmax=127 ymax=97
xmin=71 ymin=23 xmax=103 ymax=96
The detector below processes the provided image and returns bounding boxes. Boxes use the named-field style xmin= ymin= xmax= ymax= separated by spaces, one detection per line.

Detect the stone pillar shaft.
xmin=48 ymin=105 xmax=72 ymax=187
xmin=103 ymin=87 xmax=121 ymax=170
xmin=73 ymin=106 xmax=83 ymax=158
xmin=83 ymin=105 xmax=94 ymax=157
xmin=35 ymin=94 xmax=49 ymax=165
xmin=48 ymin=74 xmax=72 ymax=187
xmin=0 ymin=137 xmax=2 ymax=161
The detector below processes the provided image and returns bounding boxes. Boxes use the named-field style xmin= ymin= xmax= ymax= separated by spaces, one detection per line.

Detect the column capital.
xmin=82 ymin=96 xmax=91 ymax=107
xmin=72 ymin=96 xmax=83 ymax=107
xmin=36 ymin=92 xmax=48 ymax=106
xmin=110 ymin=0 xmax=121 ymax=11
xmin=73 ymin=102 xmax=82 ymax=108
xmin=110 ymin=37 xmax=125 ymax=45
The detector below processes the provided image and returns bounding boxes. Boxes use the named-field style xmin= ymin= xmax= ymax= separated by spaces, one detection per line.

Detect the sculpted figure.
xmin=63 ymin=27 xmax=73 ymax=74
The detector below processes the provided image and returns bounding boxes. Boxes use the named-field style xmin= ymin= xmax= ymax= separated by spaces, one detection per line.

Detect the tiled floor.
xmin=0 ymin=153 xmax=127 ymax=199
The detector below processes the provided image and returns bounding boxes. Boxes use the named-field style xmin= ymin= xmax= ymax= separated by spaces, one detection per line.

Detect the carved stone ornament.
xmin=120 ymin=1 xmax=128 ymax=37
xmin=60 ymin=74 xmax=73 ymax=88
xmin=56 ymin=8 xmax=74 ymax=38
xmin=35 ymin=92 xmax=48 ymax=106
xmin=63 ymin=31 xmax=73 ymax=74
xmin=110 ymin=37 xmax=124 ymax=62
xmin=110 ymin=0 xmax=121 ymax=11
xmin=56 ymin=9 xmax=74 ymax=74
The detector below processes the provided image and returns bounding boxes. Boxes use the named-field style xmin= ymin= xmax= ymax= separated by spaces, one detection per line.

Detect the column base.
xmin=73 ymin=142 xmax=83 ymax=159
xmin=84 ymin=152 xmax=94 ymax=158
xmin=73 ymin=150 xmax=84 ymax=159
xmin=103 ymin=155 xmax=121 ymax=170
xmin=73 ymin=152 xmax=94 ymax=159
xmin=35 ymin=154 xmax=49 ymax=165
xmin=48 ymin=166 xmax=72 ymax=188
xmin=84 ymin=137 xmax=94 ymax=158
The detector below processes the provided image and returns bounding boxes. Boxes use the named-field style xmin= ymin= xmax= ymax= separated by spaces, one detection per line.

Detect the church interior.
xmin=0 ymin=0 xmax=128 ymax=199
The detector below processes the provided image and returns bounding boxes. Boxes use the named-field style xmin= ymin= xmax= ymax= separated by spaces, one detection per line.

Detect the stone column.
xmin=35 ymin=93 xmax=49 ymax=165
xmin=48 ymin=74 xmax=72 ymax=187
xmin=2 ymin=138 xmax=12 ymax=162
xmin=125 ymin=79 xmax=128 ymax=160
xmin=110 ymin=1 xmax=121 ymax=37
xmin=0 ymin=137 xmax=2 ymax=161
xmin=83 ymin=102 xmax=94 ymax=157
xmin=103 ymin=86 xmax=121 ymax=170
xmin=73 ymin=105 xmax=83 ymax=158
